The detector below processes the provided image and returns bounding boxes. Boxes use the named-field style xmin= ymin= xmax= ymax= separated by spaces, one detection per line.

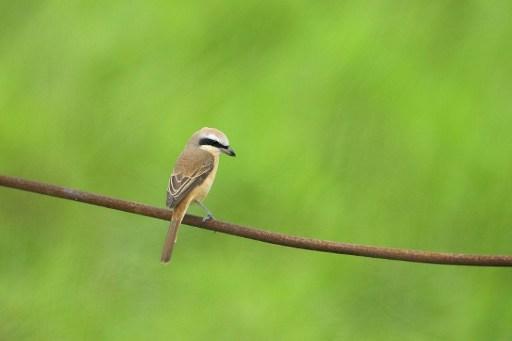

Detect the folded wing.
xmin=166 ymin=150 xmax=214 ymax=208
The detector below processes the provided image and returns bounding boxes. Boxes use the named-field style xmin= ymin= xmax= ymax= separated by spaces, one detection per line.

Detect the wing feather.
xmin=166 ymin=151 xmax=214 ymax=208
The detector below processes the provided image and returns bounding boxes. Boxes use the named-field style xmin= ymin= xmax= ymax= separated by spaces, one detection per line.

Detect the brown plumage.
xmin=161 ymin=127 xmax=235 ymax=263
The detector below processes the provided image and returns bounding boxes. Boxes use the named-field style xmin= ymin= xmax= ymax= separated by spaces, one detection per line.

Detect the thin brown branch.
xmin=1 ymin=174 xmax=511 ymax=267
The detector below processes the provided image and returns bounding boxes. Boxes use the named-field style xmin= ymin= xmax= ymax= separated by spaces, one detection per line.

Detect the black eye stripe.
xmin=199 ymin=138 xmax=228 ymax=149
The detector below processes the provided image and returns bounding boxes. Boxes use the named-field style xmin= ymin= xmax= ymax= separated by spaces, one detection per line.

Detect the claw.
xmin=202 ymin=214 xmax=214 ymax=222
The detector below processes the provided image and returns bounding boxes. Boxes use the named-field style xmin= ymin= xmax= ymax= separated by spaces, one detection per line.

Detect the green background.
xmin=1 ymin=1 xmax=512 ymax=340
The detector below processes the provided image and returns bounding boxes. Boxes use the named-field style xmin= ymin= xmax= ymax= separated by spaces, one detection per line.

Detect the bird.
xmin=161 ymin=127 xmax=236 ymax=263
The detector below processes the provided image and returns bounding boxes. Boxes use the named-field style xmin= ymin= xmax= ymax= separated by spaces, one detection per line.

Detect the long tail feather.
xmin=161 ymin=203 xmax=187 ymax=263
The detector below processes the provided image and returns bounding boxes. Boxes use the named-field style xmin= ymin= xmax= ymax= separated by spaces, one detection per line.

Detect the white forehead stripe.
xmin=205 ymin=133 xmax=229 ymax=145
xmin=205 ymin=133 xmax=220 ymax=141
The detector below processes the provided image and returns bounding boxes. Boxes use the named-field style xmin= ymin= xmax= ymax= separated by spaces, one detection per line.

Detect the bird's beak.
xmin=222 ymin=146 xmax=236 ymax=157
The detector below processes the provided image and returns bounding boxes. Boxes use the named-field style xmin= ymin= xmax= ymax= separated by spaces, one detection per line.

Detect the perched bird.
xmin=161 ymin=127 xmax=236 ymax=263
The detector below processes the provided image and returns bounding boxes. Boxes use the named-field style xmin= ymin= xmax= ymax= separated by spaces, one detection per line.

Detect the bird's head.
xmin=190 ymin=127 xmax=236 ymax=157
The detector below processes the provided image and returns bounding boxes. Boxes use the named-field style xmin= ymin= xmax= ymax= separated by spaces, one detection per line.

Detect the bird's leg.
xmin=196 ymin=201 xmax=214 ymax=222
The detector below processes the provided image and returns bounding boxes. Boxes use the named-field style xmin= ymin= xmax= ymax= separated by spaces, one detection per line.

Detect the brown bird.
xmin=161 ymin=127 xmax=236 ymax=263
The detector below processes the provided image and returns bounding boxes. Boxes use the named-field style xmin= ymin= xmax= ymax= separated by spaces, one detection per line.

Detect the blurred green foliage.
xmin=1 ymin=1 xmax=512 ymax=340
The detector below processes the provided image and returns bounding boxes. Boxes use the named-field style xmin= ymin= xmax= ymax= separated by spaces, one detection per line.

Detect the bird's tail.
xmin=161 ymin=202 xmax=187 ymax=263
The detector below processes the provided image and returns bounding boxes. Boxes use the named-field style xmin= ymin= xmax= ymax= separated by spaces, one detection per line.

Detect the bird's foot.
xmin=202 ymin=213 xmax=214 ymax=222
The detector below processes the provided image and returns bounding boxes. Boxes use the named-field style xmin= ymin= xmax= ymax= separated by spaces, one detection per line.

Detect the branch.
xmin=1 ymin=174 xmax=511 ymax=267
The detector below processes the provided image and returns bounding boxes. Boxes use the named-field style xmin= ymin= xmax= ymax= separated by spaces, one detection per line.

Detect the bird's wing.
xmin=166 ymin=149 xmax=214 ymax=208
